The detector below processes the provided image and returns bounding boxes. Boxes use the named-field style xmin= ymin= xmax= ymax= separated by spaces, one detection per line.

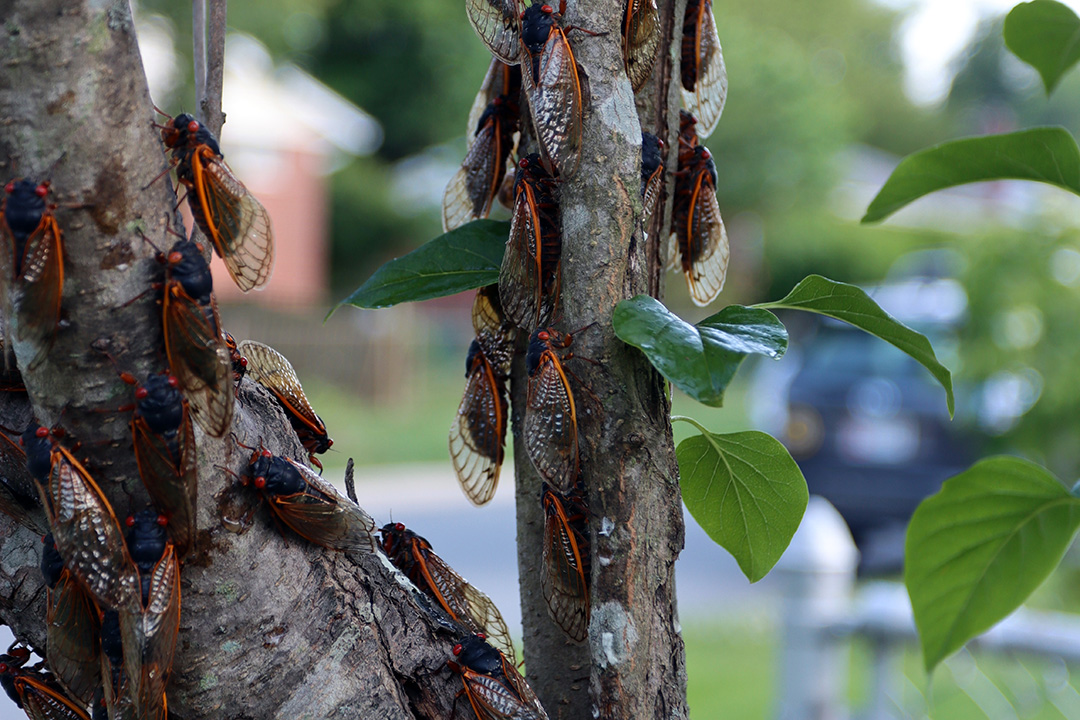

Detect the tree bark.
xmin=513 ymin=0 xmax=689 ymax=717
xmin=0 ymin=1 xmax=473 ymax=717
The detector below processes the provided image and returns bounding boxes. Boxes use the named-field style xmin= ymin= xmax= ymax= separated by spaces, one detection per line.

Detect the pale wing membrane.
xmin=468 ymin=60 xmax=503 ymax=139
xmin=472 ymin=286 xmax=504 ymax=337
xmin=442 ymin=123 xmax=504 ymax=232
xmin=499 ymin=191 xmax=542 ymax=329
xmin=624 ymin=0 xmax=661 ymax=92
xmin=201 ymin=160 xmax=275 ymax=291
xmin=542 ymin=498 xmax=589 ymax=641
xmin=238 ymin=341 xmax=321 ymax=428
xmin=467 ymin=0 xmax=522 ymax=65
xmin=467 ymin=673 xmax=548 ymax=720
xmin=14 ymin=216 xmax=63 ymax=369
xmin=273 ymin=462 xmax=379 ymax=555
xmin=524 ymin=358 xmax=577 ymax=491
xmin=685 ymin=176 xmax=728 ymax=306
xmin=120 ymin=545 xmax=179 ymax=720
xmin=682 ymin=3 xmax=727 ymax=138
xmin=442 ymin=166 xmax=476 ymax=233
xmin=449 ymin=357 xmax=505 ymax=506
xmin=423 ymin=553 xmax=515 ymax=662
xmin=524 ymin=32 xmax=582 ymax=177
xmin=47 ymin=573 xmax=101 ymax=704
xmin=165 ymin=298 xmax=234 ymax=437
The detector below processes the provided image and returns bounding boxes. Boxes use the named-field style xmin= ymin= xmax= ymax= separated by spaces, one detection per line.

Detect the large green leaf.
xmin=861 ymin=127 xmax=1080 ymax=223
xmin=613 ymin=295 xmax=787 ymax=407
xmin=675 ymin=424 xmax=808 ymax=582
xmin=906 ymin=457 xmax=1080 ymax=672
xmin=333 ymin=220 xmax=509 ymax=311
xmin=1005 ymin=1 xmax=1080 ymax=94
xmin=756 ymin=275 xmax=954 ymax=417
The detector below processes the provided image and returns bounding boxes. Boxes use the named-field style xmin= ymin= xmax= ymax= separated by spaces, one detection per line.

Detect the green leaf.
xmin=1005 ymin=1 xmax=1080 ymax=95
xmin=756 ymin=275 xmax=955 ymax=417
xmin=675 ymin=425 xmax=808 ymax=582
xmin=861 ymin=127 xmax=1080 ymax=223
xmin=613 ymin=295 xmax=787 ymax=407
xmin=332 ymin=220 xmax=509 ymax=311
xmin=905 ymin=457 xmax=1080 ymax=672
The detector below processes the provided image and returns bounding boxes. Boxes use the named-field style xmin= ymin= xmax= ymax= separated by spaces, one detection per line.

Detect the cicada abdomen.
xmin=541 ymin=481 xmax=590 ymax=641
xmin=680 ymin=0 xmax=727 ymax=138
xmin=622 ymin=0 xmax=660 ymax=92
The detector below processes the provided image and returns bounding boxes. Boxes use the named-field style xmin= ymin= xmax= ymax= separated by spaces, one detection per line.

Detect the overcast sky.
xmin=880 ymin=0 xmax=1080 ymax=104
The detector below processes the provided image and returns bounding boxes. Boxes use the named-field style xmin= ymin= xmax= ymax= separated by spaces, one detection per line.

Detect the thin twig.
xmin=344 ymin=458 xmax=358 ymax=505
xmin=203 ymin=0 xmax=228 ymax=137
xmin=193 ymin=0 xmax=207 ymax=120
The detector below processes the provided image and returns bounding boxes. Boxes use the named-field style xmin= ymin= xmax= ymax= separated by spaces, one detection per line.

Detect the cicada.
xmin=41 ymin=534 xmax=101 ymax=706
xmin=118 ymin=510 xmax=179 ymax=720
xmin=380 ymin=522 xmax=516 ymax=662
xmin=442 ymin=61 xmax=522 ymax=232
xmin=244 ymin=449 xmax=378 ymax=556
xmin=222 ymin=331 xmax=247 ymax=389
xmin=0 ymin=430 xmax=47 ymax=534
xmin=98 ymin=610 xmax=134 ymax=720
xmin=640 ymin=131 xmax=665 ymax=220
xmin=541 ymin=481 xmax=590 ymax=641
xmin=622 ymin=0 xmax=660 ymax=92
xmin=42 ymin=442 xmax=140 ymax=612
xmin=466 ymin=0 xmax=522 ymax=65
xmin=680 ymin=0 xmax=727 ymax=138
xmin=236 ymin=341 xmax=332 ymax=470
xmin=524 ymin=328 xmax=581 ymax=491
xmin=448 ymin=634 xmax=549 ymax=720
xmin=160 ymin=239 xmax=234 ymax=437
xmin=0 ymin=646 xmax=92 ymax=720
xmin=159 ymin=113 xmax=274 ymax=292
xmin=449 ymin=287 xmax=514 ymax=506
xmin=0 ymin=179 xmax=64 ymax=370
xmin=669 ymin=111 xmax=728 ymax=307
xmin=123 ymin=372 xmax=197 ymax=558
xmin=520 ymin=1 xmax=585 ymax=177
xmin=499 ymin=154 xmax=561 ymax=330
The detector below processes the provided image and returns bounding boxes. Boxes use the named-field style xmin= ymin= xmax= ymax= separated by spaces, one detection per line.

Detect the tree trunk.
xmin=513 ymin=0 xmax=689 ymax=717
xmin=0 ymin=1 xmax=473 ymax=717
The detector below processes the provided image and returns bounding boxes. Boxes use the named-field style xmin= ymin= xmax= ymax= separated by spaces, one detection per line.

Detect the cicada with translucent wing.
xmin=467 ymin=0 xmax=522 ymax=65
xmin=44 ymin=444 xmax=140 ymax=612
xmin=160 ymin=239 xmax=234 ymax=437
xmin=448 ymin=634 xmax=549 ymax=720
xmin=541 ymin=481 xmax=590 ymax=641
xmin=0 ymin=179 xmax=65 ymax=370
xmin=0 ymin=647 xmax=91 ymax=720
xmin=499 ymin=154 xmax=561 ymax=330
xmin=98 ymin=611 xmax=134 ymax=720
xmin=123 ymin=372 xmax=198 ymax=558
xmin=520 ymin=1 xmax=584 ymax=177
xmin=222 ymin=331 xmax=247 ymax=390
xmin=524 ymin=327 xmax=588 ymax=491
xmin=640 ymin=132 xmax=665 ymax=220
xmin=236 ymin=341 xmax=333 ymax=470
xmin=622 ymin=0 xmax=660 ymax=92
xmin=450 ymin=287 xmax=515 ymax=506
xmin=0 ymin=431 xmax=46 ymax=534
xmin=380 ymin=522 xmax=516 ymax=661
xmin=245 ymin=449 xmax=378 ymax=556
xmin=41 ymin=534 xmax=101 ymax=707
xmin=118 ymin=511 xmax=179 ymax=720
xmin=680 ymin=0 xmax=727 ymax=138
xmin=670 ymin=113 xmax=728 ymax=307
xmin=443 ymin=62 xmax=522 ymax=232
xmin=160 ymin=113 xmax=274 ymax=292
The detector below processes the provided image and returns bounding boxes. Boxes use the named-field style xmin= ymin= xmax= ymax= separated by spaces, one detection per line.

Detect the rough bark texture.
xmin=0 ymin=1 xmax=473 ymax=717
xmin=513 ymin=0 xmax=689 ymax=717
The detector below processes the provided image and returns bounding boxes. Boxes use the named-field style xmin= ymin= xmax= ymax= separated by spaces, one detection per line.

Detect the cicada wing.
xmin=623 ymin=0 xmax=661 ymax=92
xmin=471 ymin=286 xmax=505 ymax=338
xmin=237 ymin=340 xmax=324 ymax=434
xmin=502 ymin=660 xmax=549 ymax=720
xmin=466 ymin=0 xmax=522 ymax=65
xmin=681 ymin=0 xmax=727 ymax=138
xmin=270 ymin=461 xmax=379 ymax=555
xmin=163 ymin=290 xmax=234 ymax=437
xmin=441 ymin=121 xmax=507 ymax=233
xmin=12 ymin=213 xmax=63 ymax=370
xmin=524 ymin=355 xmax=578 ymax=490
xmin=442 ymin=166 xmax=475 ymax=233
xmin=132 ymin=415 xmax=197 ymax=558
xmin=46 ymin=572 xmax=101 ymax=705
xmin=15 ymin=675 xmax=91 ymax=720
xmin=467 ymin=60 xmax=520 ymax=138
xmin=541 ymin=491 xmax=590 ymax=641
xmin=464 ymin=669 xmax=548 ymax=720
xmin=419 ymin=549 xmax=516 ymax=662
xmin=47 ymin=450 xmax=140 ymax=610
xmin=120 ymin=544 xmax=179 ymax=720
xmin=684 ymin=173 xmax=728 ymax=307
xmin=0 ymin=431 xmax=47 ymax=533
xmin=499 ymin=187 xmax=542 ymax=330
xmin=523 ymin=30 xmax=583 ymax=178
xmin=450 ymin=354 xmax=507 ymax=507
xmin=191 ymin=155 xmax=274 ymax=292
xmin=642 ymin=165 xmax=665 ymax=222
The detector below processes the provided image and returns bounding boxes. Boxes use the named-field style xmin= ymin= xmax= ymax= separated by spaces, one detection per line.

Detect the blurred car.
xmin=751 ymin=268 xmax=980 ymax=574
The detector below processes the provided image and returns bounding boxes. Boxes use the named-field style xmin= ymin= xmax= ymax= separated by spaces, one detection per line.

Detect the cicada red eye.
xmin=0 ymin=663 xmax=8 ymax=673
xmin=476 ymin=632 xmax=486 ymax=640
xmin=157 ymin=514 xmax=168 ymax=526
xmin=167 ymin=376 xmax=179 ymax=388
xmin=35 ymin=426 xmax=49 ymax=438
xmin=518 ymin=157 xmax=529 ymax=169
xmin=34 ymin=184 xmax=48 ymax=197
xmin=702 ymin=148 xmax=711 ymax=159
xmin=187 ymin=120 xmax=200 ymax=133
xmin=240 ymin=358 xmax=248 ymax=367
xmin=452 ymin=644 xmax=463 ymax=656
xmin=254 ymin=476 xmax=266 ymax=489
xmin=541 ymin=4 xmax=553 ymax=12
xmin=167 ymin=251 xmax=183 ymax=266
xmin=261 ymin=449 xmax=272 ymax=458
xmin=125 ymin=516 xmax=135 ymax=527
xmin=3 ymin=182 xmax=13 ymax=194
xmin=135 ymin=387 xmax=149 ymax=400
xmin=394 ymin=522 xmax=405 ymax=531
xmin=537 ymin=330 xmax=549 ymax=341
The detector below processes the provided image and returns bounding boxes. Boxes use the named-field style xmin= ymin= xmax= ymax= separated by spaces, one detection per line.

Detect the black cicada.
xmin=541 ymin=481 xmax=590 ymax=641
xmin=448 ymin=634 xmax=548 ymax=720
xmin=41 ymin=534 xmax=101 ymax=706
